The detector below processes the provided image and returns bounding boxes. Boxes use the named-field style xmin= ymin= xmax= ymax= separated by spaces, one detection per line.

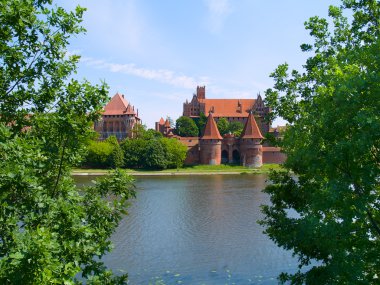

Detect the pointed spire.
xmin=241 ymin=111 xmax=264 ymax=139
xmin=159 ymin=117 xmax=165 ymax=125
xmin=164 ymin=118 xmax=171 ymax=128
xmin=201 ymin=112 xmax=222 ymax=140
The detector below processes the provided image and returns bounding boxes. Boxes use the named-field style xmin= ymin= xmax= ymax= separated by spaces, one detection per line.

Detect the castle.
xmin=183 ymin=86 xmax=270 ymax=134
xmin=95 ymin=88 xmax=285 ymax=166
xmin=94 ymin=92 xmax=141 ymax=140
xmin=156 ymin=86 xmax=286 ymax=166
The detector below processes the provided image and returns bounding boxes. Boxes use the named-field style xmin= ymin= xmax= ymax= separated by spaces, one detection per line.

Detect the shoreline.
xmin=72 ymin=164 xmax=283 ymax=177
xmin=72 ymin=171 xmax=267 ymax=176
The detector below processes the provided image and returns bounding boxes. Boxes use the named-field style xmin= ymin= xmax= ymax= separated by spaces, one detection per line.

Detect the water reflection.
xmin=74 ymin=174 xmax=297 ymax=284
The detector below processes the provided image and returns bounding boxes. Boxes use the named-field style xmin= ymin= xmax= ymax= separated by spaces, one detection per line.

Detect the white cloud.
xmin=67 ymin=0 xmax=148 ymax=54
xmin=81 ymin=57 xmax=208 ymax=89
xmin=204 ymin=0 xmax=232 ymax=33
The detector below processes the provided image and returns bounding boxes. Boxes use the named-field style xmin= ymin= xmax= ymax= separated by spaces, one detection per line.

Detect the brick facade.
xmin=157 ymin=86 xmax=287 ymax=166
xmin=183 ymin=86 xmax=270 ymax=134
xmin=94 ymin=93 xmax=141 ymax=140
xmin=164 ymin=111 xmax=286 ymax=166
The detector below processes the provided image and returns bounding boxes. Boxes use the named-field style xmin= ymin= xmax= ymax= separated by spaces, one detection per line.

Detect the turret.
xmin=196 ymin=86 xmax=206 ymax=100
xmin=240 ymin=111 xmax=264 ymax=167
xmin=164 ymin=118 xmax=171 ymax=135
xmin=200 ymin=112 xmax=222 ymax=165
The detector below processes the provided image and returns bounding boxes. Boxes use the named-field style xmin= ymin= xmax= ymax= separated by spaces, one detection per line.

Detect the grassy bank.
xmin=72 ymin=164 xmax=284 ymax=176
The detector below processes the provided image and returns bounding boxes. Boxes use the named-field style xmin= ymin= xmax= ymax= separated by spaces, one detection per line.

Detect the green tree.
xmin=84 ymin=140 xmax=114 ymax=168
xmin=143 ymin=139 xmax=168 ymax=170
xmin=166 ymin=116 xmax=175 ymax=128
xmin=228 ymin=121 xmax=244 ymax=137
xmin=131 ymin=123 xmax=147 ymax=138
xmin=0 ymin=1 xmax=135 ymax=283
xmin=106 ymin=136 xmax=124 ymax=168
xmin=121 ymin=138 xmax=147 ymax=169
xmin=121 ymin=136 xmax=187 ymax=170
xmin=194 ymin=112 xmax=207 ymax=136
xmin=175 ymin=116 xmax=199 ymax=137
xmin=217 ymin=117 xmax=229 ymax=136
xmin=259 ymin=1 xmax=380 ymax=284
xmin=143 ymin=128 xmax=163 ymax=140
xmin=162 ymin=138 xmax=188 ymax=168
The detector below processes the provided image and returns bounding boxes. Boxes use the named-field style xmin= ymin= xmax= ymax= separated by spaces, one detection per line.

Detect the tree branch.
xmin=366 ymin=209 xmax=380 ymax=237
xmin=53 ymin=135 xmax=68 ymax=196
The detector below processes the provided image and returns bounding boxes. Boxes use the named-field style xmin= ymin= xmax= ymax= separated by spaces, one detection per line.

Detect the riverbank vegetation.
xmin=0 ymin=1 xmax=134 ymax=284
xmin=72 ymin=163 xmax=284 ymax=176
xmin=260 ymin=1 xmax=380 ymax=284
xmin=82 ymin=127 xmax=188 ymax=170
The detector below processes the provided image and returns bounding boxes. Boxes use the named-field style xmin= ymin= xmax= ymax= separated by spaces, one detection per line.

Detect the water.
xmin=74 ymin=174 xmax=298 ymax=284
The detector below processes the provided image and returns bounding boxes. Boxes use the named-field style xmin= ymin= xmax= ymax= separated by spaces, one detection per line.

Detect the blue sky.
xmin=59 ymin=0 xmax=340 ymax=128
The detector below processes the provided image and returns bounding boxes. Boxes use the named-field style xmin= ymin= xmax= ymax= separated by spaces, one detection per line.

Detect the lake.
xmin=74 ymin=174 xmax=298 ymax=284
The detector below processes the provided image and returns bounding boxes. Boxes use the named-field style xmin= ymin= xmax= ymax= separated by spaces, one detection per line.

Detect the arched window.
xmin=233 ymin=150 xmax=240 ymax=164
xmin=221 ymin=150 xmax=229 ymax=164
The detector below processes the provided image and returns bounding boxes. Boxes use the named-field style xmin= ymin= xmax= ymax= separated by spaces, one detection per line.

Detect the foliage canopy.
xmin=217 ymin=117 xmax=230 ymax=136
xmin=260 ymin=0 xmax=380 ymax=284
xmin=194 ymin=112 xmax=207 ymax=136
xmin=121 ymin=128 xmax=187 ymax=170
xmin=175 ymin=116 xmax=199 ymax=137
xmin=0 ymin=0 xmax=135 ymax=283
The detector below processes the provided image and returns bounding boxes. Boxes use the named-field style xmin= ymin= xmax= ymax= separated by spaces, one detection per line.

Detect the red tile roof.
xmin=199 ymin=99 xmax=255 ymax=117
xmin=202 ymin=112 xmax=222 ymax=140
xmin=164 ymin=119 xmax=171 ymax=127
xmin=159 ymin=117 xmax=165 ymax=125
xmin=103 ymin=93 xmax=136 ymax=115
xmin=241 ymin=112 xmax=264 ymax=139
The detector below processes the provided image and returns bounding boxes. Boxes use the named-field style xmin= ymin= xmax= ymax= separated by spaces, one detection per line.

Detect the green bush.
xmin=106 ymin=136 xmax=124 ymax=168
xmin=84 ymin=129 xmax=188 ymax=170
xmin=162 ymin=138 xmax=188 ymax=168
xmin=121 ymin=138 xmax=148 ymax=168
xmin=84 ymin=141 xmax=114 ymax=168
xmin=121 ymin=136 xmax=187 ymax=170
xmin=143 ymin=139 xmax=168 ymax=170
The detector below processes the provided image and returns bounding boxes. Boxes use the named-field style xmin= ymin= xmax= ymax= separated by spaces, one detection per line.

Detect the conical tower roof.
xmin=103 ymin=93 xmax=136 ymax=115
xmin=241 ymin=112 xmax=264 ymax=139
xmin=164 ymin=119 xmax=171 ymax=128
xmin=201 ymin=112 xmax=222 ymax=140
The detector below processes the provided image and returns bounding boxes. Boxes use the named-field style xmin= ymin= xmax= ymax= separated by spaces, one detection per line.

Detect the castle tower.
xmin=163 ymin=118 xmax=171 ymax=135
xmin=196 ymin=86 xmax=206 ymax=100
xmin=94 ymin=92 xmax=141 ymax=140
xmin=240 ymin=111 xmax=264 ymax=167
xmin=155 ymin=117 xmax=165 ymax=133
xmin=200 ymin=112 xmax=222 ymax=165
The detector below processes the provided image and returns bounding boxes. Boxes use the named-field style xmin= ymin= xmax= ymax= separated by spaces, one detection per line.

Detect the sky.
xmin=58 ymin=0 xmax=341 ymax=128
